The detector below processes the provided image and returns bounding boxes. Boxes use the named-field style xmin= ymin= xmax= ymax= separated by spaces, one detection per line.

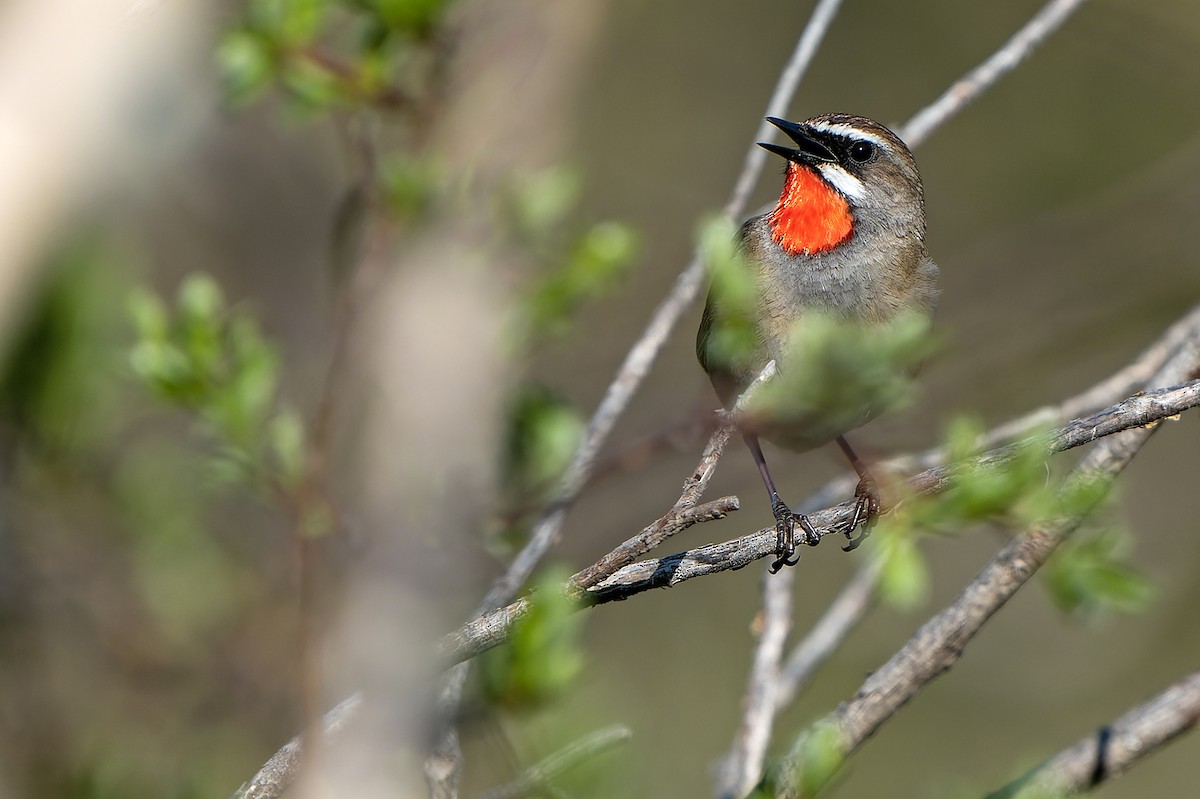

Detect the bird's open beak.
xmin=758 ymin=117 xmax=836 ymax=164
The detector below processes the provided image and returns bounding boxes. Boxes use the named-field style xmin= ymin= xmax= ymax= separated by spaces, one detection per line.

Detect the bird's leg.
xmin=744 ymin=434 xmax=818 ymax=572
xmin=835 ymin=435 xmax=881 ymax=551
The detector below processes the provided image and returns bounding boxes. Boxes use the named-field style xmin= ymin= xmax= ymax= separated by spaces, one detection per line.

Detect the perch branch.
xmin=441 ymin=376 xmax=1200 ymax=666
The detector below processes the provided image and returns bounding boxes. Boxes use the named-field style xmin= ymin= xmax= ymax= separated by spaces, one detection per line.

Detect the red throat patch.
xmin=768 ymin=165 xmax=853 ymax=255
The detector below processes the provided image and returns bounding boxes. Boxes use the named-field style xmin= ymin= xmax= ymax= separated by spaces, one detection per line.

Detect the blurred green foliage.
xmin=0 ymin=235 xmax=128 ymax=455
xmin=870 ymin=416 xmax=1149 ymax=618
xmin=1045 ymin=528 xmax=1155 ymax=617
xmin=697 ymin=215 xmax=758 ymax=370
xmin=481 ymin=568 xmax=586 ymax=709
xmin=217 ymin=0 xmax=455 ymax=110
xmin=750 ymin=311 xmax=936 ymax=444
xmin=500 ymin=386 xmax=585 ymax=515
xmin=505 ymin=167 xmax=639 ymax=344
xmin=791 ymin=720 xmax=847 ymax=798
xmin=128 ymin=274 xmax=304 ymax=496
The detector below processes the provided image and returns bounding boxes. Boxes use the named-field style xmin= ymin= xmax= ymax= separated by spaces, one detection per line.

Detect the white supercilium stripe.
xmin=806 ymin=121 xmax=891 ymax=151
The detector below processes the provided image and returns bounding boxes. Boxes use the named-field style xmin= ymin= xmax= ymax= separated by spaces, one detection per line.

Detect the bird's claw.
xmin=769 ymin=499 xmax=818 ymax=572
xmin=842 ymin=475 xmax=882 ymax=552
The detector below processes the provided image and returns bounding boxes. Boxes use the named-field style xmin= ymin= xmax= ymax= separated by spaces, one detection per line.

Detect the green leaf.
xmin=248 ymin=0 xmax=328 ymax=44
xmin=747 ymin=311 xmax=936 ymax=446
xmin=381 ymin=155 xmax=440 ymax=219
xmin=481 ymin=567 xmax=585 ymax=708
xmin=522 ymin=220 xmax=638 ymax=340
xmin=792 ymin=721 xmax=846 ymax=797
xmin=357 ymin=0 xmax=453 ymax=36
xmin=280 ymin=57 xmax=345 ymax=110
xmin=502 ymin=386 xmax=585 ymax=502
xmin=269 ymin=408 xmax=306 ymax=488
xmin=509 ymin=167 xmax=583 ymax=238
xmin=873 ymin=526 xmax=930 ymax=610
xmin=178 ymin=273 xmax=224 ymax=323
xmin=217 ymin=30 xmax=276 ymax=106
xmin=1045 ymin=529 xmax=1155 ymax=617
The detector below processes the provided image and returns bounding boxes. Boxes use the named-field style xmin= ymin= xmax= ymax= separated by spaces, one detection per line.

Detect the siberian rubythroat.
xmin=696 ymin=114 xmax=938 ymax=571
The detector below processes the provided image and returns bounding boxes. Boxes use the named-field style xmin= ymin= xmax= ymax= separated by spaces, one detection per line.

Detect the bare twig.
xmin=475 ymin=725 xmax=632 ymax=799
xmin=441 ymin=377 xmax=1200 ymax=666
xmin=899 ymin=0 xmax=1091 ymax=148
xmin=232 ymin=694 xmax=363 ymax=799
xmin=727 ymin=0 xmax=845 ymax=214
xmin=984 ymin=671 xmax=1200 ymax=799
xmin=715 ymin=566 xmax=794 ymax=799
xmin=572 ymin=362 xmax=776 ymax=592
xmin=776 ymin=344 xmax=1200 ymax=798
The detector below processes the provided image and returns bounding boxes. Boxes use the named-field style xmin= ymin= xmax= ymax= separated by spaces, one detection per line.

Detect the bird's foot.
xmin=769 ymin=499 xmax=819 ymax=573
xmin=842 ymin=474 xmax=882 ymax=552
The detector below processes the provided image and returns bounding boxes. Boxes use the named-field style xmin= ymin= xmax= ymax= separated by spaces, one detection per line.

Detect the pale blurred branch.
xmin=983 ymin=671 xmax=1200 ymax=799
xmin=715 ymin=566 xmax=793 ymax=799
xmin=775 ymin=341 xmax=1200 ymax=798
xmin=474 ymin=725 xmax=632 ymax=799
xmin=899 ymin=0 xmax=1091 ymax=148
xmin=232 ymin=694 xmax=362 ymax=799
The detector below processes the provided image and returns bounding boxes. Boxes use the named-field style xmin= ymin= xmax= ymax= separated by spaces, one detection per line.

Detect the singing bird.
xmin=697 ymin=114 xmax=938 ymax=570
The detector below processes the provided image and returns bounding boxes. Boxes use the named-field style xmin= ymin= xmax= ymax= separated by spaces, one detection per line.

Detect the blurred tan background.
xmin=0 ymin=0 xmax=1198 ymax=797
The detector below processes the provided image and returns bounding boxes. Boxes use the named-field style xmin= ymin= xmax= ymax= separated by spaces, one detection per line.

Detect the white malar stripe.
xmin=816 ymin=163 xmax=866 ymax=200
xmin=806 ymin=121 xmax=891 ymax=151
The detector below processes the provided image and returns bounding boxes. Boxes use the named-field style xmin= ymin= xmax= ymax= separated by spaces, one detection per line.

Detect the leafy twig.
xmin=775 ymin=342 xmax=1200 ymax=797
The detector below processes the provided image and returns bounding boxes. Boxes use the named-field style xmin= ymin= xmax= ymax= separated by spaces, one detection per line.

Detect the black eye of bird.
xmin=848 ymin=140 xmax=875 ymax=163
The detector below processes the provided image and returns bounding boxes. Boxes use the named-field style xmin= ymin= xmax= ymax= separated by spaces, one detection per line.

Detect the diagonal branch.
xmin=899 ymin=0 xmax=1092 ymax=148
xmin=715 ymin=566 xmax=794 ymax=799
xmin=775 ymin=342 xmax=1200 ymax=798
xmin=983 ymin=671 xmax=1200 ymax=799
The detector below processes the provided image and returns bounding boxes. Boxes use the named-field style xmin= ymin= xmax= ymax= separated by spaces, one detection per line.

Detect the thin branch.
xmin=776 ymin=344 xmax=1200 ymax=798
xmin=440 ymin=377 xmax=1200 ymax=667
xmin=715 ymin=566 xmax=794 ymax=799
xmin=571 ymin=362 xmax=776 ymax=592
xmin=231 ymin=694 xmax=363 ymax=799
xmin=984 ymin=671 xmax=1200 ymax=799
xmin=727 ymin=0 xmax=845 ymax=214
xmin=474 ymin=726 xmax=632 ymax=799
xmin=899 ymin=0 xmax=1091 ymax=148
